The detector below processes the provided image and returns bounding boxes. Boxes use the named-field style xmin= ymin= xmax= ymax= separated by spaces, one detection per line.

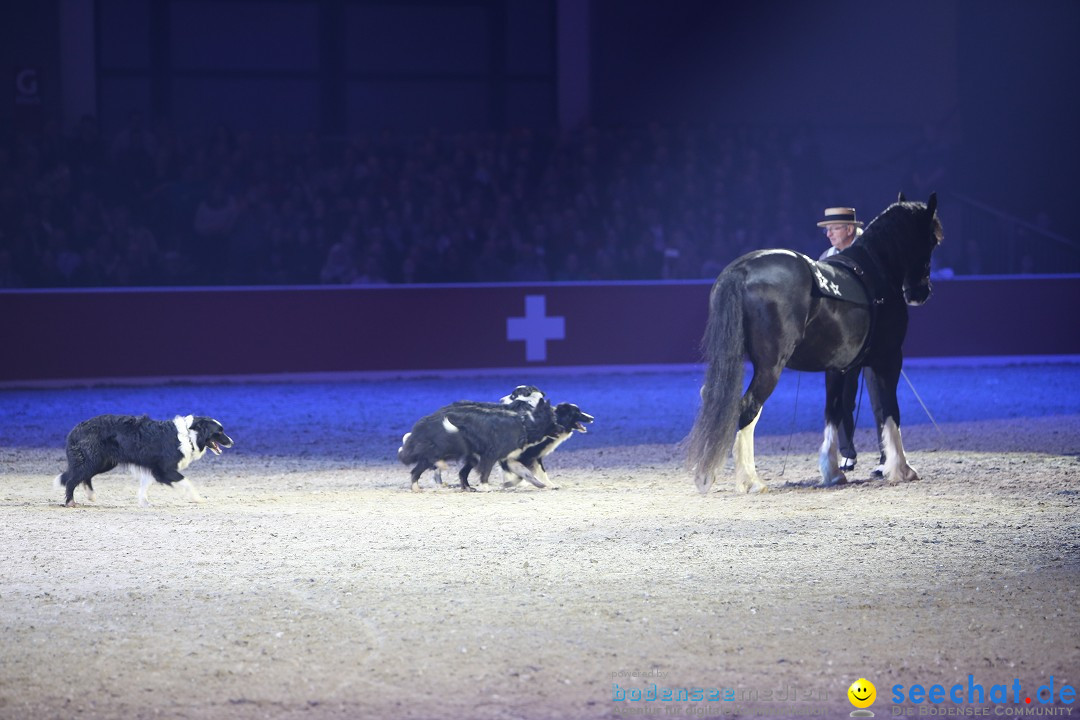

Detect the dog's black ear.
xmin=190 ymin=417 xmax=215 ymax=436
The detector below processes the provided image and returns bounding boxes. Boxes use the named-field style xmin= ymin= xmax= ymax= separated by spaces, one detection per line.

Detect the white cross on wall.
xmin=506 ymin=294 xmax=565 ymax=362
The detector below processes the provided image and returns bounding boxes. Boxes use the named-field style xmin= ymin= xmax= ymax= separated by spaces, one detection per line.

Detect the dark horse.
xmin=688 ymin=193 xmax=943 ymax=493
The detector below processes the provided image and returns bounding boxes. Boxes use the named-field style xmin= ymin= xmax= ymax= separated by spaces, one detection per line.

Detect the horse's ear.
xmin=927 ymin=192 xmax=937 ymax=215
xmin=897 ymin=191 xmax=907 ymax=203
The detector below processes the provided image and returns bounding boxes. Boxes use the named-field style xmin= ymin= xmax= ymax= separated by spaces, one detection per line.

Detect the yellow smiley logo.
xmin=848 ymin=678 xmax=876 ymax=708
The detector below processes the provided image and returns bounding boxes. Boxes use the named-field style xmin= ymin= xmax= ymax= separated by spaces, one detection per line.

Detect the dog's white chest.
xmin=173 ymin=418 xmax=205 ymax=470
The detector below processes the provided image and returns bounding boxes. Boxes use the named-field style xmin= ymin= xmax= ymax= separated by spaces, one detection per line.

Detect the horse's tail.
xmin=687 ymin=270 xmax=746 ymax=494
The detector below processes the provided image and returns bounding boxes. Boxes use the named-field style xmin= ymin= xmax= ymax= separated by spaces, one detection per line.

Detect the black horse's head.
xmin=899 ymin=192 xmax=943 ymax=305
xmin=864 ymin=192 xmax=943 ymax=306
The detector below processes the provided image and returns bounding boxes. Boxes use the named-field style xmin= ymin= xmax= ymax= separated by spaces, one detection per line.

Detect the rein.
xmin=901 ymin=368 xmax=946 ymax=448
xmin=776 ymin=371 xmax=801 ymax=478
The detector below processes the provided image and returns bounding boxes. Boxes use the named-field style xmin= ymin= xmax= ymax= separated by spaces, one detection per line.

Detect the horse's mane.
xmin=858 ymin=200 xmax=935 ymax=242
xmin=853 ymin=199 xmax=942 ymax=273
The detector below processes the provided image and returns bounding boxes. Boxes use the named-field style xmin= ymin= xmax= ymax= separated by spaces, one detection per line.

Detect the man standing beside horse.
xmin=817 ymin=207 xmax=883 ymax=476
xmin=687 ymin=193 xmax=942 ymax=494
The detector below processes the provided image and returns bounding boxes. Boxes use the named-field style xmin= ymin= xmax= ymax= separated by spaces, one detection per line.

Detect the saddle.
xmin=806 ymin=258 xmax=870 ymax=305
xmin=804 ymin=246 xmax=892 ymax=372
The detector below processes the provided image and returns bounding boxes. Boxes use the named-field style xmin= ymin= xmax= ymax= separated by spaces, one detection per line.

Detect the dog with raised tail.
xmin=55 ymin=414 xmax=233 ymax=507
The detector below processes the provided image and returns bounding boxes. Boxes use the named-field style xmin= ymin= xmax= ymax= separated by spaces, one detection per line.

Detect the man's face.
xmin=825 ymin=223 xmax=856 ymax=250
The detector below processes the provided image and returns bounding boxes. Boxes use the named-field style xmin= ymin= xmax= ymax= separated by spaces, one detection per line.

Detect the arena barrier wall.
xmin=2 ymin=276 xmax=1078 ymax=384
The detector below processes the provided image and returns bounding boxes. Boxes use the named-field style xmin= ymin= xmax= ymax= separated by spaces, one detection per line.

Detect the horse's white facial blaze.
xmin=733 ymin=409 xmax=767 ymax=493
xmin=881 ymin=417 xmax=919 ymax=482
xmin=819 ymin=424 xmax=845 ymax=486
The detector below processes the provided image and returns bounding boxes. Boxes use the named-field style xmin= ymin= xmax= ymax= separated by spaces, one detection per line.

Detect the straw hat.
xmin=816 ymin=207 xmax=864 ymax=228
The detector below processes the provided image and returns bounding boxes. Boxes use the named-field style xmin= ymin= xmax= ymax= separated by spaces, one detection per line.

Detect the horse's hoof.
xmin=748 ymin=483 xmax=770 ymax=494
xmin=695 ymin=474 xmax=716 ymax=495
xmin=889 ymin=466 xmax=919 ymax=483
xmin=822 ymin=472 xmax=847 ymax=487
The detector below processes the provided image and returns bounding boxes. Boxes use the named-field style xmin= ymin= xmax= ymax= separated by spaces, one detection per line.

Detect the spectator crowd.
xmin=1 ymin=113 xmax=832 ymax=288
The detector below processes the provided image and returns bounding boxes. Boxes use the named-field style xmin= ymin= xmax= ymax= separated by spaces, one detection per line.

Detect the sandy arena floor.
xmin=1 ymin=365 xmax=1078 ymax=719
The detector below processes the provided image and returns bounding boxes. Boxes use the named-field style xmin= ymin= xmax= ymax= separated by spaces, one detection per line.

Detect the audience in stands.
xmin=2 ymin=117 xmax=840 ymax=287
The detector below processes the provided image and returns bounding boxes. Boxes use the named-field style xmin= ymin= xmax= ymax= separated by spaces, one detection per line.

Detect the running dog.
xmin=398 ymin=395 xmax=556 ymax=492
xmin=55 ymin=414 xmax=233 ymax=507
xmin=418 ymin=385 xmax=546 ymax=487
xmin=503 ymin=402 xmax=594 ymax=488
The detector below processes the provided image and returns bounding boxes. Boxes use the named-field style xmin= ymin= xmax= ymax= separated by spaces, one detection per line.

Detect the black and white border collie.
xmin=398 ymin=386 xmax=594 ymax=492
xmin=493 ymin=388 xmax=593 ymax=488
xmin=407 ymin=385 xmax=546 ymax=488
xmin=398 ymin=391 xmax=556 ymax=492
xmin=503 ymin=402 xmax=594 ymax=488
xmin=55 ymin=414 xmax=233 ymax=507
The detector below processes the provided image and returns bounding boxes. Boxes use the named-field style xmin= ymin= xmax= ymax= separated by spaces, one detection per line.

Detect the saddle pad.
xmin=808 ymin=259 xmax=869 ymax=305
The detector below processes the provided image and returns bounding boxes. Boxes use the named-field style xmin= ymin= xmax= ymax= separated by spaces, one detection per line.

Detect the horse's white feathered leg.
xmin=881 ymin=417 xmax=919 ymax=482
xmin=819 ymin=424 xmax=847 ymax=486
xmin=734 ymin=409 xmax=768 ymax=493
